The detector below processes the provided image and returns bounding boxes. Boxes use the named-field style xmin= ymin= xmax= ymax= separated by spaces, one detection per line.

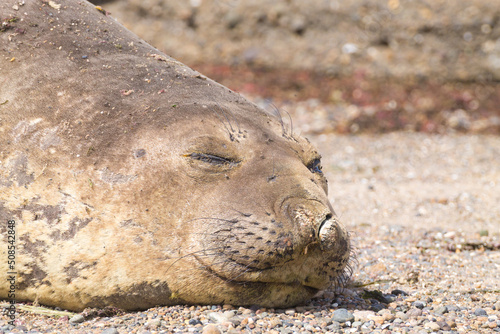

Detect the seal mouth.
xmin=193 ymin=254 xmax=329 ymax=292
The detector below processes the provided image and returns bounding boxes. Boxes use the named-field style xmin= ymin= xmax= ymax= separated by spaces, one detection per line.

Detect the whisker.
xmin=165 ymin=246 xmax=226 ymax=272
xmin=228 ymin=208 xmax=252 ymax=217
xmin=269 ymin=102 xmax=287 ymax=137
xmin=209 ymin=105 xmax=234 ymax=139
xmin=215 ymin=103 xmax=235 ymax=133
xmin=183 ymin=216 xmax=239 ymax=224
xmin=281 ymin=107 xmax=297 ymax=142
xmin=215 ymin=101 xmax=242 ymax=135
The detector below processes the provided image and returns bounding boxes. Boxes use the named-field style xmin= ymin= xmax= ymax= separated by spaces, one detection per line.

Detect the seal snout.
xmin=284 ymin=199 xmax=346 ymax=250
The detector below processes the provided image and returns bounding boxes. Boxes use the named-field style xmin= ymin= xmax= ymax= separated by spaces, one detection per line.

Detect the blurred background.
xmin=91 ymin=0 xmax=500 ymax=135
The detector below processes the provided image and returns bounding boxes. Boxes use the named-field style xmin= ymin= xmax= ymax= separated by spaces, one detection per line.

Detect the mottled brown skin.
xmin=0 ymin=0 xmax=351 ymax=311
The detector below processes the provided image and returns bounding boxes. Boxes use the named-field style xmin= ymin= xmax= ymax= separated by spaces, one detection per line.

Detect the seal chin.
xmin=223 ymin=270 xmax=329 ymax=291
xmin=225 ymin=280 xmax=322 ymax=308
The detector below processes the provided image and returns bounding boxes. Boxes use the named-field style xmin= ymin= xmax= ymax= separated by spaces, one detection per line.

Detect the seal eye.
xmin=189 ymin=153 xmax=237 ymax=167
xmin=308 ymin=158 xmax=323 ymax=174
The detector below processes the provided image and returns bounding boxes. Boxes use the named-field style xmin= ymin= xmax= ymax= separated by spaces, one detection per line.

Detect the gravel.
xmin=1 ymin=132 xmax=498 ymax=333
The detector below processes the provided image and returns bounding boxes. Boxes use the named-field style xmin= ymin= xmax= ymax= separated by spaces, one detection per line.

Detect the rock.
xmin=208 ymin=311 xmax=240 ymax=326
xmin=351 ymin=321 xmax=363 ymax=328
xmin=437 ymin=320 xmax=451 ymax=331
xmin=425 ymin=321 xmax=441 ymax=331
xmin=368 ymin=315 xmax=385 ymax=325
xmin=406 ymin=308 xmax=423 ymax=317
xmin=223 ymin=310 xmax=237 ymax=318
xmin=413 ymin=301 xmax=426 ymax=309
xmin=370 ymin=303 xmax=385 ymax=312
xmin=228 ymin=317 xmax=242 ymax=326
xmin=434 ymin=306 xmax=448 ymax=315
xmin=396 ymin=311 xmax=408 ymax=320
xmin=189 ymin=319 xmax=202 ymax=326
xmin=145 ymin=319 xmax=161 ymax=329
xmin=69 ymin=314 xmax=85 ymax=324
xmin=381 ymin=312 xmax=395 ymax=321
xmin=327 ymin=321 xmax=341 ymax=330
xmin=474 ymin=308 xmax=487 ymax=316
xmin=304 ymin=324 xmax=315 ymax=331
xmin=203 ymin=324 xmax=221 ymax=334
xmin=208 ymin=312 xmax=229 ymax=323
xmin=391 ymin=289 xmax=409 ymax=296
xmin=353 ymin=310 xmax=375 ymax=321
xmin=101 ymin=328 xmax=119 ymax=334
xmin=332 ymin=308 xmax=354 ymax=323
xmin=241 ymin=308 xmax=253 ymax=315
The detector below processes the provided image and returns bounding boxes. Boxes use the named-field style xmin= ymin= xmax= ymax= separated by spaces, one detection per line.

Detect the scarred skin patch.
xmin=0 ymin=0 xmax=351 ymax=311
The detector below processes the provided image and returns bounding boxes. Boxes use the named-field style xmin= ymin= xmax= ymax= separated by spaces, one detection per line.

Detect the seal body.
xmin=0 ymin=0 xmax=350 ymax=311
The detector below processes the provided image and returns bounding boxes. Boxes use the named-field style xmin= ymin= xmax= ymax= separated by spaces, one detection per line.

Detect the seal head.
xmin=0 ymin=0 xmax=351 ymax=310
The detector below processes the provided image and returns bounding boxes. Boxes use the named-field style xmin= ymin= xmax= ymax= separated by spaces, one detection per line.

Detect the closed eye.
xmin=307 ymin=158 xmax=323 ymax=174
xmin=188 ymin=153 xmax=238 ymax=167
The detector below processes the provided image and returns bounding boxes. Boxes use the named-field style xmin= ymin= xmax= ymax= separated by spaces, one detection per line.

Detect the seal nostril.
xmin=318 ymin=214 xmax=335 ymax=241
xmin=318 ymin=214 xmax=332 ymax=237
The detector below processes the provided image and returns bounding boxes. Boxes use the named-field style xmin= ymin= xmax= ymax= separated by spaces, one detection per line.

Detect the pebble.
xmin=474 ymin=308 xmax=488 ymax=316
xmin=396 ymin=311 xmax=408 ymax=320
xmin=332 ymin=308 xmax=354 ymax=323
xmin=144 ymin=318 xmax=161 ymax=328
xmin=391 ymin=289 xmax=409 ymax=296
xmin=369 ymin=315 xmax=385 ymax=325
xmin=189 ymin=318 xmax=202 ymax=325
xmin=425 ymin=321 xmax=441 ymax=331
xmin=353 ymin=310 xmax=375 ymax=321
xmin=208 ymin=312 xmax=230 ymax=323
xmin=406 ymin=308 xmax=423 ymax=317
xmin=434 ymin=305 xmax=448 ymax=315
xmin=203 ymin=324 xmax=221 ymax=334
xmin=413 ymin=301 xmax=426 ymax=309
xmin=101 ymin=328 xmax=119 ymax=334
xmin=69 ymin=314 xmax=85 ymax=324
xmin=351 ymin=320 xmax=362 ymax=328
xmin=438 ymin=320 xmax=451 ymax=330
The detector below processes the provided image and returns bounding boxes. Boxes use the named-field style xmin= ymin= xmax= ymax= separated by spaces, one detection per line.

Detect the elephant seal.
xmin=0 ymin=0 xmax=351 ymax=311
